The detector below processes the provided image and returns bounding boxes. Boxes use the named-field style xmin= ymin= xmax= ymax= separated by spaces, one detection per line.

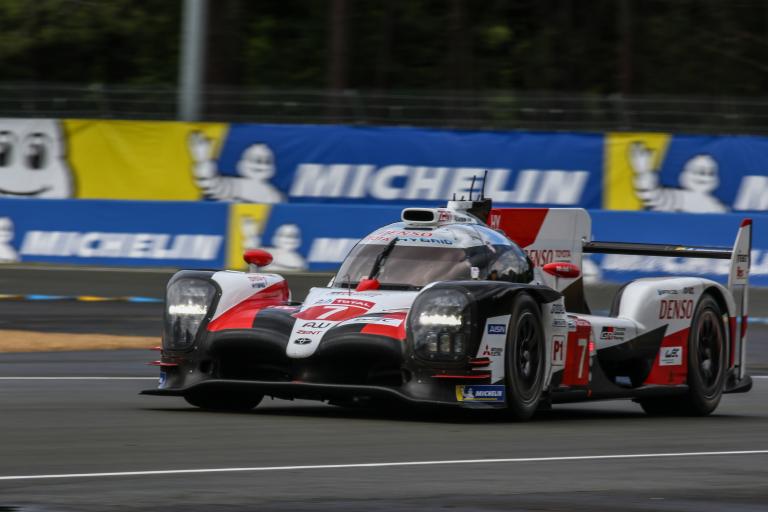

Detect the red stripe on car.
xmin=360 ymin=312 xmax=407 ymax=340
xmin=487 ymin=208 xmax=549 ymax=249
xmin=643 ymin=327 xmax=689 ymax=386
xmin=207 ymin=281 xmax=290 ymax=332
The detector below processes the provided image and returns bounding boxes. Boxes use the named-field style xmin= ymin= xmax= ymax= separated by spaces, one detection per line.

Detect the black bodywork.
xmin=142 ymin=277 xmax=560 ymax=408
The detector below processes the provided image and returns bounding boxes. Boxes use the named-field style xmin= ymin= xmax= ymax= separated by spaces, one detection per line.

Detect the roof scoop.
xmin=401 ymin=208 xmax=438 ymax=226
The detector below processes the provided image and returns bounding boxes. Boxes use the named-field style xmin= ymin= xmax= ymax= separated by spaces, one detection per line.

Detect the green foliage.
xmin=0 ymin=0 xmax=767 ymax=96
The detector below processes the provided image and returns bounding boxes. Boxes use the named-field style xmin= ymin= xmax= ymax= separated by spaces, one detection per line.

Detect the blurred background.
xmin=3 ymin=0 xmax=768 ymax=130
xmin=1 ymin=0 xmax=767 ymax=300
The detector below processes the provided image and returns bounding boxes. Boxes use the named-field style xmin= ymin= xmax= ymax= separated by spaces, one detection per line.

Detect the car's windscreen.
xmin=335 ymin=244 xmax=472 ymax=289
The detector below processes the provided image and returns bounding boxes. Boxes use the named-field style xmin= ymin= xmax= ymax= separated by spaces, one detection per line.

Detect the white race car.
xmin=144 ymin=196 xmax=752 ymax=420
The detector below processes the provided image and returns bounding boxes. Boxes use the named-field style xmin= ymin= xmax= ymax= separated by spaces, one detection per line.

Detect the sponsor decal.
xmin=158 ymin=370 xmax=166 ymax=386
xmin=567 ymin=318 xmax=577 ymax=331
xmin=302 ymin=321 xmax=333 ymax=329
xmin=455 ymin=385 xmax=506 ymax=403
xmin=551 ymin=335 xmax=565 ymax=364
xmin=659 ymin=346 xmax=683 ymax=366
xmin=248 ymin=275 xmax=267 ymax=289
xmin=293 ymin=338 xmax=312 ymax=345
xmin=682 ymin=287 xmax=695 ymax=294
xmin=599 ymin=326 xmax=626 ymax=341
xmin=377 ymin=229 xmax=433 ymax=238
xmin=268 ymin=305 xmax=300 ymax=311
xmin=481 ymin=345 xmax=503 ymax=357
xmin=341 ymin=316 xmax=403 ymax=327
xmin=367 ymin=235 xmax=453 ymax=245
xmin=550 ymin=303 xmax=566 ymax=314
xmin=525 ymin=249 xmax=573 ymax=267
xmin=657 ymin=289 xmax=679 ymax=296
xmin=659 ymin=299 xmax=694 ymax=320
xmin=332 ymin=298 xmax=375 ymax=309
xmin=552 ymin=318 xmax=567 ymax=329
xmin=487 ymin=324 xmax=506 ymax=335
xmin=296 ymin=330 xmax=322 ymax=335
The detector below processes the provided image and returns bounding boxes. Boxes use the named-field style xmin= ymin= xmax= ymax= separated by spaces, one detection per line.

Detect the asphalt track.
xmin=1 ymin=268 xmax=768 ymax=510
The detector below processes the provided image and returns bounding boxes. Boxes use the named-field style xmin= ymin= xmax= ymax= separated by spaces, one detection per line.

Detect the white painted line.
xmin=753 ymin=376 xmax=768 ymax=379
xmin=1 ymin=450 xmax=766 ymax=482
xmin=0 ymin=377 xmax=156 ymax=380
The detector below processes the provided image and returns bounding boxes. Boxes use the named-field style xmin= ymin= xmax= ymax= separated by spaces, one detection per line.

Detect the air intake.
xmin=402 ymin=209 xmax=436 ymax=224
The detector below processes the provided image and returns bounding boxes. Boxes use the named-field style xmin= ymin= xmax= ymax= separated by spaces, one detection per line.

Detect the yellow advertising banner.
xmin=603 ymin=132 xmax=671 ymax=210
xmin=63 ymin=119 xmax=228 ymax=200
xmin=226 ymin=203 xmax=273 ymax=269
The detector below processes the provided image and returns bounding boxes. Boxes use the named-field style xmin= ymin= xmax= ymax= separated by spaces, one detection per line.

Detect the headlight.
xmin=410 ymin=288 xmax=473 ymax=361
xmin=164 ymin=278 xmax=216 ymax=350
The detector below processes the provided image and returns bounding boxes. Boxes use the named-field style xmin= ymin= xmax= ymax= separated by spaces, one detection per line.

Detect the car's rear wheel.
xmin=639 ymin=293 xmax=726 ymax=416
xmin=185 ymin=391 xmax=263 ymax=411
xmin=504 ymin=293 xmax=545 ymax=421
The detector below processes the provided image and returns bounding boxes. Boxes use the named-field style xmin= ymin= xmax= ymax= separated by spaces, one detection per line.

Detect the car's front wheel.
xmin=504 ymin=293 xmax=545 ymax=421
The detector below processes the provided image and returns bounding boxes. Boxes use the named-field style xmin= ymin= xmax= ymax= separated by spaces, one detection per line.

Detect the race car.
xmin=142 ymin=196 xmax=753 ymax=420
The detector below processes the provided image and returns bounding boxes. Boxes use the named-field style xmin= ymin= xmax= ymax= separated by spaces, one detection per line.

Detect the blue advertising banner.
xmin=605 ymin=133 xmax=768 ymax=213
xmin=0 ymin=199 xmax=228 ymax=268
xmin=588 ymin=211 xmax=767 ymax=286
xmin=2 ymin=196 xmax=764 ymax=288
xmin=211 ymin=124 xmax=604 ymax=208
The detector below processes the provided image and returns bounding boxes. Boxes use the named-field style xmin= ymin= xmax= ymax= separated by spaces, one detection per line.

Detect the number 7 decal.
xmin=563 ymin=320 xmax=592 ymax=386
xmin=315 ymin=305 xmax=348 ymax=319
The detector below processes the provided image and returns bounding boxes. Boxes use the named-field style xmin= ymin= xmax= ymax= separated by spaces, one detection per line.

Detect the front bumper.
xmin=141 ymin=378 xmax=503 ymax=409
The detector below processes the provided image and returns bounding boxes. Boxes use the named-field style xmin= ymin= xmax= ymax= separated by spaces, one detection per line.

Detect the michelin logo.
xmin=291 ymin=166 xmax=589 ymax=204
xmin=20 ymin=231 xmax=222 ymax=260
xmin=455 ymin=385 xmax=506 ymax=403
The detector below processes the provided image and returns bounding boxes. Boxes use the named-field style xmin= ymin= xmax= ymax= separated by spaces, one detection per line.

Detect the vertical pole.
xmin=325 ymin=0 xmax=347 ymax=121
xmin=178 ymin=0 xmax=208 ymax=121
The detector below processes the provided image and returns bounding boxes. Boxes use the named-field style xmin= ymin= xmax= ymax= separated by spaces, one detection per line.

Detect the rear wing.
xmin=585 ymin=219 xmax=752 ymax=379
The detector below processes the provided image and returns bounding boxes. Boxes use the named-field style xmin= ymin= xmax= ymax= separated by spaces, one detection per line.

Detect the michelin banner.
xmin=4 ymin=118 xmax=768 ymax=213
xmin=0 ymin=118 xmax=602 ymax=208
xmin=0 ymin=199 xmax=228 ymax=268
xmin=1 ymin=198 xmax=766 ymax=286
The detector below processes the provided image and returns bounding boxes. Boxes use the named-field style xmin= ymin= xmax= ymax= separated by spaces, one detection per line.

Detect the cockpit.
xmin=333 ymin=222 xmax=533 ymax=290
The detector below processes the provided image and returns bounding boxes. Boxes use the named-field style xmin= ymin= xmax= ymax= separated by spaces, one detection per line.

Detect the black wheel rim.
xmin=695 ymin=309 xmax=723 ymax=394
xmin=513 ymin=311 xmax=543 ymax=401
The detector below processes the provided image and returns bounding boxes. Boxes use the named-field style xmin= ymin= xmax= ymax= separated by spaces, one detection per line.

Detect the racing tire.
xmin=639 ymin=293 xmax=727 ymax=417
xmin=184 ymin=391 xmax=264 ymax=412
xmin=504 ymin=293 xmax=546 ymax=421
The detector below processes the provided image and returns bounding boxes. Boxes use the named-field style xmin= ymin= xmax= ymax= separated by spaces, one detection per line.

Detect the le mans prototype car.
xmin=143 ymin=195 xmax=753 ymax=420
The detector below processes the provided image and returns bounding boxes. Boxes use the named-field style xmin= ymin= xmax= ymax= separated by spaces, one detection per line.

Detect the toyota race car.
xmin=143 ymin=195 xmax=753 ymax=420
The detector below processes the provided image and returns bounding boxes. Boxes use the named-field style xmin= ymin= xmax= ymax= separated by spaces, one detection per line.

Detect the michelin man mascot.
xmin=188 ymin=131 xmax=284 ymax=203
xmin=0 ymin=119 xmax=73 ymax=199
xmin=630 ymin=142 xmax=727 ymax=213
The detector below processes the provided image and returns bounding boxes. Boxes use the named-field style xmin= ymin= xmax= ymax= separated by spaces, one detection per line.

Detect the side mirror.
xmin=542 ymin=262 xmax=581 ymax=279
xmin=243 ymin=249 xmax=273 ymax=269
